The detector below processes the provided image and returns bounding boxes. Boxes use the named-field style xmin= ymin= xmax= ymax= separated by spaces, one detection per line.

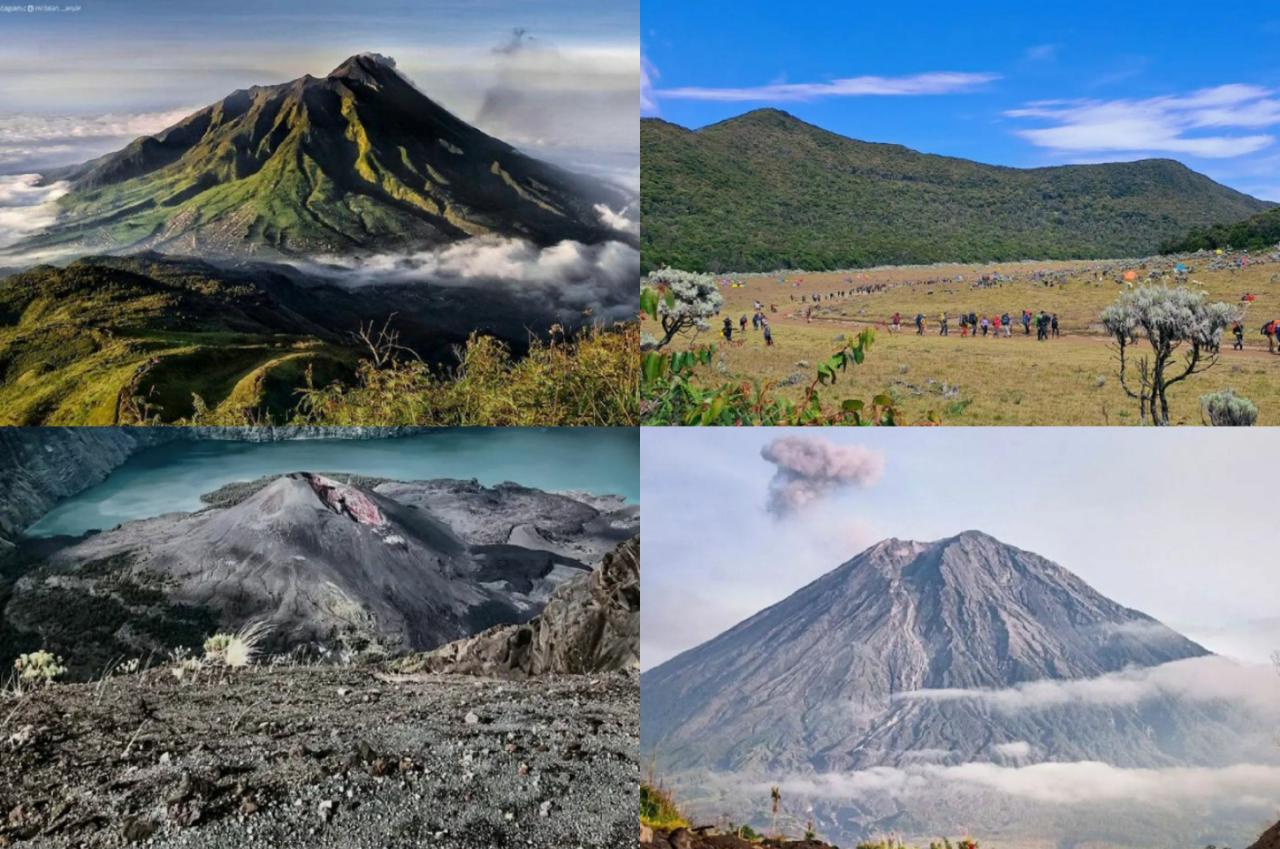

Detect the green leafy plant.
xmin=14 ymin=650 xmax=67 ymax=687
xmin=640 ymin=285 xmax=936 ymax=425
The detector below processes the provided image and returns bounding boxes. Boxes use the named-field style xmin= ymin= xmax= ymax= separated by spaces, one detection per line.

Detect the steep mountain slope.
xmin=399 ymin=536 xmax=640 ymax=676
xmin=641 ymin=531 xmax=1223 ymax=773
xmin=15 ymin=53 xmax=630 ymax=258
xmin=4 ymin=474 xmax=638 ymax=676
xmin=640 ymin=110 xmax=1274 ymax=272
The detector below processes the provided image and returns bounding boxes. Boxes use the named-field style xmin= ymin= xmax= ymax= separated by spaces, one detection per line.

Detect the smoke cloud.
xmin=895 ymin=655 xmax=1280 ymax=715
xmin=761 ymin=437 xmax=884 ymax=518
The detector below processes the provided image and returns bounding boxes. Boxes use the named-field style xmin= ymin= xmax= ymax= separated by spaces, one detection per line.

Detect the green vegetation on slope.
xmin=0 ymin=255 xmax=638 ymax=426
xmin=1162 ymin=206 xmax=1280 ymax=253
xmin=17 ymin=54 xmax=624 ymax=258
xmin=0 ymin=256 xmax=355 ymax=424
xmin=640 ymin=109 xmax=1274 ymax=273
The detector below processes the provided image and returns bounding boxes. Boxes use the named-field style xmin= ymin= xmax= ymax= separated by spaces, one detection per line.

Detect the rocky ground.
xmin=642 ymin=827 xmax=836 ymax=849
xmin=0 ymin=666 xmax=637 ymax=848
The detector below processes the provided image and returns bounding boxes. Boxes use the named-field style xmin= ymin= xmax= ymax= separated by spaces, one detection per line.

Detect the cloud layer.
xmin=0 ymin=174 xmax=68 ymax=248
xmin=768 ymin=761 xmax=1280 ymax=809
xmin=761 ymin=437 xmax=884 ymax=517
xmin=895 ymin=655 xmax=1280 ymax=715
xmin=1006 ymin=84 xmax=1280 ymax=158
xmin=295 ymin=236 xmax=640 ymax=322
xmin=657 ymin=71 xmax=999 ymax=103
xmin=0 ymin=108 xmax=193 ymax=174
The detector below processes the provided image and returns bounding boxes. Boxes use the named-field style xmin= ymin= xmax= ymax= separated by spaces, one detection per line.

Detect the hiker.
xmin=1051 ymin=314 xmax=1060 ymax=337
xmin=763 ymin=319 xmax=774 ymax=346
xmin=915 ymin=312 xmax=925 ymax=335
xmin=1036 ymin=312 xmax=1048 ymax=341
xmin=722 ymin=317 xmax=733 ymax=342
xmin=740 ymin=315 xmax=748 ymax=333
xmin=1022 ymin=311 xmax=1031 ymax=335
xmin=980 ymin=317 xmax=989 ymax=336
xmin=752 ymin=312 xmax=761 ymax=331
xmin=1266 ymin=320 xmax=1278 ymax=354
xmin=992 ymin=315 xmax=1002 ymax=336
xmin=939 ymin=312 xmax=949 ymax=336
xmin=1000 ymin=312 xmax=1011 ymax=337
xmin=890 ymin=311 xmax=901 ymax=333
xmin=1233 ymin=321 xmax=1244 ymax=350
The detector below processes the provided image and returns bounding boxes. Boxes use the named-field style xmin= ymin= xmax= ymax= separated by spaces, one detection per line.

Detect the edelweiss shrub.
xmin=14 ymin=651 xmax=66 ymax=686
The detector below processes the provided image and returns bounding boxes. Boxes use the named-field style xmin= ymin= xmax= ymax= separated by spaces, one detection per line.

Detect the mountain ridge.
xmin=640 ymin=109 xmax=1275 ymax=272
xmin=16 ymin=53 xmax=631 ymax=258
xmin=641 ymin=530 xmax=1215 ymax=774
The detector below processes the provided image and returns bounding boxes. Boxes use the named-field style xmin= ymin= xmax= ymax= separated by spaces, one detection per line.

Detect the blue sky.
xmin=641 ymin=428 xmax=1280 ymax=670
xmin=642 ymin=0 xmax=1280 ymax=200
xmin=0 ymin=0 xmax=638 ymax=182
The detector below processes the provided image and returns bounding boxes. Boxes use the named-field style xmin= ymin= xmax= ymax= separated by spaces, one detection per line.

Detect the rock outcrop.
xmin=5 ymin=475 xmax=637 ymax=676
xmin=398 ymin=536 xmax=639 ymax=676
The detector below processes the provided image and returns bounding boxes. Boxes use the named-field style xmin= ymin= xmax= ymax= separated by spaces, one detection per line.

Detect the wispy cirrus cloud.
xmin=641 ymin=55 xmax=659 ymax=115
xmin=656 ymin=71 xmax=999 ymax=103
xmin=1006 ymin=84 xmax=1280 ymax=158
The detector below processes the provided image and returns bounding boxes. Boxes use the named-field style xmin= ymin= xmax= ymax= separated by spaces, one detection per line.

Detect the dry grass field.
xmin=669 ymin=252 xmax=1280 ymax=425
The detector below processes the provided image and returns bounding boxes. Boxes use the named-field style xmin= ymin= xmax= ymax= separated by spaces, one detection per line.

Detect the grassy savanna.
xmin=654 ymin=254 xmax=1280 ymax=425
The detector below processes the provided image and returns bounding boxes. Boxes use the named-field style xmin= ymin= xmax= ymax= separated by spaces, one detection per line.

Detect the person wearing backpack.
xmin=1265 ymin=320 xmax=1277 ymax=354
xmin=1233 ymin=321 xmax=1244 ymax=351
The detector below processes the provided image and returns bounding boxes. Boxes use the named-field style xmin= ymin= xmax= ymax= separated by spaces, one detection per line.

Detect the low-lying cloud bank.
xmin=764 ymin=760 xmax=1280 ymax=809
xmin=295 ymin=236 xmax=640 ymax=323
xmin=894 ymin=655 xmax=1280 ymax=715
xmin=0 ymin=175 xmax=68 ymax=248
xmin=0 ymin=108 xmax=193 ymax=174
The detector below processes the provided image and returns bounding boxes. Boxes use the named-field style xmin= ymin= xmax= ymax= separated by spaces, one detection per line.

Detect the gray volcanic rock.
xmin=6 ymin=474 xmax=633 ymax=673
xmin=641 ymin=531 xmax=1213 ymax=773
xmin=399 ymin=536 xmax=639 ymax=676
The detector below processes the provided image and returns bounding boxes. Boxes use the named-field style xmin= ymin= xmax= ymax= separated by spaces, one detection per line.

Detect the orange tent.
xmin=1123 ymin=270 xmax=1138 ymax=282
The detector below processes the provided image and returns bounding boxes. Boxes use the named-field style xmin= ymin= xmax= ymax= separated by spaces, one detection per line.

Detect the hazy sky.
xmin=0 ymin=0 xmax=638 ymax=185
xmin=641 ymin=428 xmax=1280 ymax=670
xmin=642 ymin=0 xmax=1280 ymax=201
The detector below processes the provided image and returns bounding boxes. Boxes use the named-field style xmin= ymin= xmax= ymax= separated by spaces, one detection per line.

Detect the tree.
xmin=640 ymin=268 xmax=722 ymax=350
xmin=1101 ymin=285 xmax=1237 ymax=425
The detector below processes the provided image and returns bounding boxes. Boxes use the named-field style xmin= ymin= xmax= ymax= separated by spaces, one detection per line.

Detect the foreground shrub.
xmin=14 ymin=650 xmax=66 ymax=687
xmin=640 ymin=783 xmax=689 ymax=830
xmin=1201 ymin=389 xmax=1258 ymax=426
xmin=296 ymin=323 xmax=638 ymax=426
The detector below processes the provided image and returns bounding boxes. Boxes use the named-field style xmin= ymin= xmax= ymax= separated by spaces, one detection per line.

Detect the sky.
xmin=642 ymin=0 xmax=1280 ymax=201
xmin=640 ymin=428 xmax=1280 ymax=670
xmin=0 ymin=0 xmax=639 ymax=186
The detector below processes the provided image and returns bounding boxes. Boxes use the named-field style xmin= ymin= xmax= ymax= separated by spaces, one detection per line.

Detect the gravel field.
xmin=0 ymin=667 xmax=638 ymax=848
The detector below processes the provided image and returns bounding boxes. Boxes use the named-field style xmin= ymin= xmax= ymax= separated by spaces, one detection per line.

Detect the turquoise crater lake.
xmin=26 ymin=428 xmax=638 ymax=538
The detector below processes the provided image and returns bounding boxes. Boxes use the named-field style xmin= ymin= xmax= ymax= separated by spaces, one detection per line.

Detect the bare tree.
xmin=351 ymin=314 xmax=422 ymax=369
xmin=1101 ymin=286 xmax=1237 ymax=425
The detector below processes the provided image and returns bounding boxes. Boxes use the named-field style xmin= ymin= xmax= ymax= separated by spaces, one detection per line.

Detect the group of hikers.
xmin=1255 ymin=319 xmax=1280 ymax=353
xmin=722 ymin=300 xmax=775 ymax=346
xmin=889 ymin=310 xmax=1060 ymax=340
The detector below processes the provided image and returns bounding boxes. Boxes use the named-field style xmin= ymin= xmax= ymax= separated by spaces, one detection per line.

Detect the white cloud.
xmin=993 ymin=740 xmax=1033 ymax=759
xmin=1006 ymin=84 xmax=1280 ymax=159
xmin=0 ymin=108 xmax=196 ymax=175
xmin=641 ymin=56 xmax=659 ymax=115
xmin=768 ymin=761 xmax=1280 ymax=808
xmin=0 ymin=174 xmax=68 ymax=248
xmin=895 ymin=655 xmax=1280 ymax=715
xmin=657 ymin=71 xmax=999 ymax=103
xmin=594 ymin=201 xmax=638 ymax=235
xmin=292 ymin=236 xmax=640 ymax=322
xmin=1024 ymin=44 xmax=1058 ymax=62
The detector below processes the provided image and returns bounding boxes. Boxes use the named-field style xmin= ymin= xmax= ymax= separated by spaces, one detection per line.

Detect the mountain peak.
xmin=329 ymin=52 xmax=399 ymax=79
